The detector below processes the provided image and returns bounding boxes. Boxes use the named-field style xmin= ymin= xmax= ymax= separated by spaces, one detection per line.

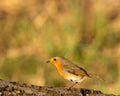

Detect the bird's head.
xmin=46 ymin=56 xmax=64 ymax=66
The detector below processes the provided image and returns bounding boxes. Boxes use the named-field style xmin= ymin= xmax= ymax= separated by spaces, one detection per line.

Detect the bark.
xmin=0 ymin=79 xmax=117 ymax=96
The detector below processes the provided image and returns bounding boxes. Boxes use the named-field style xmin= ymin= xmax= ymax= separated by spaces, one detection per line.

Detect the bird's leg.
xmin=69 ymin=82 xmax=78 ymax=89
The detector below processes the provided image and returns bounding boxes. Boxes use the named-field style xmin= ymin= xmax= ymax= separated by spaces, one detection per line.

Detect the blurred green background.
xmin=0 ymin=0 xmax=120 ymax=95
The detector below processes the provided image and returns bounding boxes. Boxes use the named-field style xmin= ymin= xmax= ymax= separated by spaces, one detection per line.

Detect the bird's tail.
xmin=88 ymin=72 xmax=105 ymax=84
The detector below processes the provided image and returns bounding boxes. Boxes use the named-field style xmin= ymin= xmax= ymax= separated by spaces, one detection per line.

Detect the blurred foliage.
xmin=0 ymin=0 xmax=120 ymax=95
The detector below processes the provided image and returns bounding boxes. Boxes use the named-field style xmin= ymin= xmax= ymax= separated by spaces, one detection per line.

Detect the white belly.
xmin=66 ymin=73 xmax=85 ymax=83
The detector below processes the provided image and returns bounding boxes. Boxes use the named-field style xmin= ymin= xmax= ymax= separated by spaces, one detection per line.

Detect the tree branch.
xmin=0 ymin=79 xmax=116 ymax=96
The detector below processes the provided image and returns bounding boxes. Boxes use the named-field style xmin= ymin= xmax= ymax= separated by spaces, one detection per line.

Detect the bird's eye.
xmin=53 ymin=58 xmax=56 ymax=61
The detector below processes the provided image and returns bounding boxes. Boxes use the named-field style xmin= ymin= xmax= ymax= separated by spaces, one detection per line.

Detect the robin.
xmin=46 ymin=56 xmax=91 ymax=88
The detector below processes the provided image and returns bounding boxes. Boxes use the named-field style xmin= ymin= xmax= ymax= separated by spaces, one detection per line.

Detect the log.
xmin=0 ymin=79 xmax=117 ymax=96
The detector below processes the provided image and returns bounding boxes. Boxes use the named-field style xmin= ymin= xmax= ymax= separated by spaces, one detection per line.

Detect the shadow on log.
xmin=0 ymin=79 xmax=117 ymax=96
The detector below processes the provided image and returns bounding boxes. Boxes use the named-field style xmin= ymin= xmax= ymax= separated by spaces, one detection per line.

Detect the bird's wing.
xmin=63 ymin=64 xmax=90 ymax=78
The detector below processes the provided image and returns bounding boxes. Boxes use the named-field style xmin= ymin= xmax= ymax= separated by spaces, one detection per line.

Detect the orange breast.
xmin=54 ymin=61 xmax=67 ymax=78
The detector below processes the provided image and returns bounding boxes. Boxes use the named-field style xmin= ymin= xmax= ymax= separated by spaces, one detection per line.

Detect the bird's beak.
xmin=46 ymin=60 xmax=50 ymax=63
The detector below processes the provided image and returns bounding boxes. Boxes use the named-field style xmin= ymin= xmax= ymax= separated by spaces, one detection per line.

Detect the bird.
xmin=46 ymin=56 xmax=91 ymax=88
